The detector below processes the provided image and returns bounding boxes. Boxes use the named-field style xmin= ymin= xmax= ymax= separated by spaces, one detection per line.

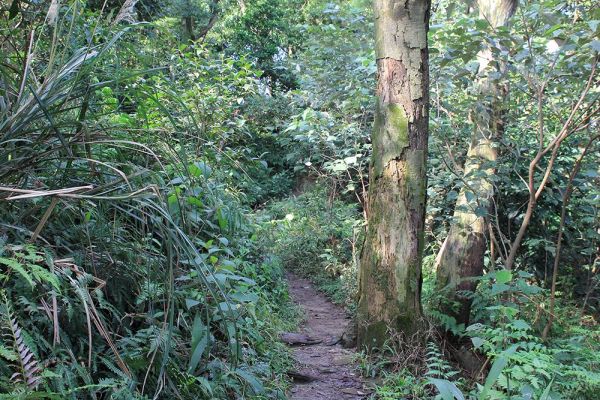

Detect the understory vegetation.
xmin=1 ymin=0 xmax=598 ymax=399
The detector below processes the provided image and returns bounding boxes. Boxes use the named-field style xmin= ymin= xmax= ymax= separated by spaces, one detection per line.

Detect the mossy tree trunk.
xmin=357 ymin=0 xmax=431 ymax=349
xmin=435 ymin=0 xmax=517 ymax=327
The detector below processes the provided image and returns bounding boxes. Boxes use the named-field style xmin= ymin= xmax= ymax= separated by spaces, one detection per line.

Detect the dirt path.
xmin=285 ymin=273 xmax=370 ymax=399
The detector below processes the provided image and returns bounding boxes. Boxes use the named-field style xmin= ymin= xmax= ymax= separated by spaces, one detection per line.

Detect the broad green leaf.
xmin=471 ymin=337 xmax=485 ymax=349
xmin=185 ymin=298 xmax=201 ymax=309
xmin=491 ymin=283 xmax=511 ymax=296
xmin=429 ymin=378 xmax=465 ymax=400
xmin=474 ymin=206 xmax=488 ymax=218
xmin=234 ymin=369 xmax=264 ymax=395
xmin=481 ymin=345 xmax=517 ymax=398
xmin=188 ymin=314 xmax=209 ymax=373
xmin=495 ymin=270 xmax=512 ymax=284
xmin=465 ymin=191 xmax=475 ymax=203
xmin=230 ymin=292 xmax=259 ymax=303
xmin=511 ymin=319 xmax=531 ymax=331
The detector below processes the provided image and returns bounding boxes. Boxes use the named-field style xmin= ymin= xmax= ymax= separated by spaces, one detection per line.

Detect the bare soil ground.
xmin=285 ymin=273 xmax=371 ymax=399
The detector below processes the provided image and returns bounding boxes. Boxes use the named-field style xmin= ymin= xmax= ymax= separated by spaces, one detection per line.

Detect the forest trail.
xmin=285 ymin=273 xmax=371 ymax=400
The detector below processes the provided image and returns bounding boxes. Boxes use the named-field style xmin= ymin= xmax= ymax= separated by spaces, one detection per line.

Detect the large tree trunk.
xmin=357 ymin=0 xmax=430 ymax=349
xmin=435 ymin=0 xmax=517 ymax=327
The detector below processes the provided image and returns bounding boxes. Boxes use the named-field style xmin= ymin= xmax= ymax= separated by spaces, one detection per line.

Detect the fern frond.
xmin=8 ymin=317 xmax=42 ymax=389
xmin=425 ymin=341 xmax=461 ymax=382
xmin=99 ymin=356 xmax=132 ymax=381
xmin=0 ymin=257 xmax=34 ymax=287
xmin=0 ymin=343 xmax=18 ymax=361
xmin=0 ymin=293 xmax=42 ymax=390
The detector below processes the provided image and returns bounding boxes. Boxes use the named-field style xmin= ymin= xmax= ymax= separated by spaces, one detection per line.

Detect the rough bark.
xmin=357 ymin=0 xmax=430 ymax=349
xmin=435 ymin=0 xmax=516 ymax=327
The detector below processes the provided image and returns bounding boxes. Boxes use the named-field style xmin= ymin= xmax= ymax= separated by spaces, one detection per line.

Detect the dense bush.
xmin=0 ymin=2 xmax=297 ymax=398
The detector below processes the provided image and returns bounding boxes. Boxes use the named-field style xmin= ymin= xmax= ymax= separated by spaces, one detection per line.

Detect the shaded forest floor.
xmin=285 ymin=273 xmax=371 ymax=399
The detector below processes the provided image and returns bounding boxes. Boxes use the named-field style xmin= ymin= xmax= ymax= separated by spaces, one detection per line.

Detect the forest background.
xmin=0 ymin=0 xmax=598 ymax=399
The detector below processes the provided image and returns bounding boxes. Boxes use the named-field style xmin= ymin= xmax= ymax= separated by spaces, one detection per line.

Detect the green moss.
xmin=360 ymin=320 xmax=389 ymax=349
xmin=359 ymin=311 xmax=423 ymax=350
xmin=388 ymin=103 xmax=409 ymax=144
xmin=372 ymin=102 xmax=409 ymax=176
xmin=404 ymin=150 xmax=426 ymax=204
xmin=395 ymin=312 xmax=423 ymax=339
xmin=375 ymin=263 xmax=389 ymax=289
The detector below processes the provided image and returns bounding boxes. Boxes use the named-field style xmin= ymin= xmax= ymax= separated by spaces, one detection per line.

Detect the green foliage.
xmin=278 ymin=0 xmax=374 ymax=198
xmin=0 ymin=291 xmax=42 ymax=391
xmin=220 ymin=0 xmax=304 ymax=89
xmin=429 ymin=270 xmax=600 ymax=399
xmin=428 ymin=0 xmax=599 ymax=284
xmin=376 ymin=370 xmax=430 ymax=399
xmin=465 ymin=272 xmax=600 ymax=399
xmin=257 ymin=184 xmax=362 ymax=309
xmin=1 ymin=0 xmax=599 ymax=398
xmin=0 ymin=1 xmax=297 ymax=398
xmin=422 ymin=1 xmax=600 ymax=395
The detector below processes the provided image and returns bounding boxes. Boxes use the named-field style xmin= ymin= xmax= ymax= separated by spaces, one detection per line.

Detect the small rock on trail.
xmin=280 ymin=332 xmax=323 ymax=346
xmin=284 ymin=273 xmax=371 ymax=400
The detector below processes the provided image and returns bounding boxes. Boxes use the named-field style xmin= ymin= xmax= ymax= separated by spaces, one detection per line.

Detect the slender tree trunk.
xmin=182 ymin=16 xmax=196 ymax=42
xmin=357 ymin=0 xmax=430 ymax=349
xmin=198 ymin=0 xmax=222 ymax=42
xmin=542 ymin=134 xmax=599 ymax=339
xmin=182 ymin=0 xmax=221 ymax=44
xmin=504 ymin=59 xmax=597 ymax=271
xmin=435 ymin=0 xmax=516 ymax=327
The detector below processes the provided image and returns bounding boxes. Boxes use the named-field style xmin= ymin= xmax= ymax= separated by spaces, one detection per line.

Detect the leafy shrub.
xmin=0 ymin=3 xmax=295 ymax=398
xmin=429 ymin=270 xmax=600 ymax=399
